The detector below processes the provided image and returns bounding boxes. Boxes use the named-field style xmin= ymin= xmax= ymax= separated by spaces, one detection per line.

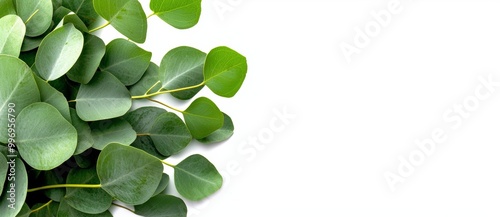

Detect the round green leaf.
xmin=153 ymin=173 xmax=170 ymax=197
xmin=62 ymin=0 xmax=99 ymax=27
xmin=75 ymin=71 xmax=132 ymax=121
xmin=125 ymin=107 xmax=169 ymax=159
xmin=33 ymin=75 xmax=71 ymax=122
xmin=174 ymin=154 xmax=223 ymax=201
xmin=129 ymin=62 xmax=161 ymax=96
xmin=0 ymin=55 xmax=40 ymax=143
xmin=0 ymin=158 xmax=27 ymax=217
xmin=65 ymin=167 xmax=113 ymax=214
xmin=70 ymin=108 xmax=93 ymax=155
xmin=17 ymin=102 xmax=77 ymax=170
xmin=150 ymin=0 xmax=201 ymax=29
xmin=183 ymin=97 xmax=224 ymax=139
xmin=90 ymin=118 xmax=136 ymax=150
xmin=135 ymin=194 xmax=187 ymax=217
xmin=124 ymin=106 xmax=166 ymax=134
xmin=93 ymin=0 xmax=147 ymax=43
xmin=0 ymin=154 xmax=6 ymax=194
xmin=16 ymin=0 xmax=53 ymax=37
xmin=99 ymin=38 xmax=152 ymax=85
xmin=131 ymin=136 xmax=169 ymax=160
xmin=0 ymin=0 xmax=16 ymax=17
xmin=30 ymin=201 xmax=59 ymax=217
xmin=149 ymin=112 xmax=192 ymax=156
xmin=203 ymin=46 xmax=247 ymax=97
xmin=0 ymin=15 xmax=26 ymax=57
xmin=97 ymin=143 xmax=163 ymax=205
xmin=198 ymin=112 xmax=234 ymax=144
xmin=58 ymin=198 xmax=112 ymax=217
xmin=67 ymin=34 xmax=105 ymax=84
xmin=160 ymin=46 xmax=205 ymax=100
xmin=35 ymin=23 xmax=84 ymax=81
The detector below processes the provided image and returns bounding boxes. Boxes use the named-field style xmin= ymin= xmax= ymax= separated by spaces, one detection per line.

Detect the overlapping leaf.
xmin=0 ymin=15 xmax=26 ymax=57
xmin=17 ymin=102 xmax=77 ymax=170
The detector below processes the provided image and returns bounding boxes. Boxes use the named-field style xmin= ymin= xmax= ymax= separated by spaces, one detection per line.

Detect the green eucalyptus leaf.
xmin=124 ymin=106 xmax=166 ymax=133
xmin=203 ymin=46 xmax=247 ymax=97
xmin=0 ymin=55 xmax=40 ymax=143
xmin=93 ymin=0 xmax=147 ymax=43
xmin=131 ymin=136 xmax=169 ymax=160
xmin=35 ymin=23 xmax=84 ymax=81
xmin=0 ymin=154 xmax=6 ymax=194
xmin=129 ymin=62 xmax=161 ymax=96
xmin=70 ymin=108 xmax=93 ymax=155
xmin=160 ymin=46 xmax=205 ymax=100
xmin=198 ymin=112 xmax=234 ymax=144
xmin=0 ymin=158 xmax=27 ymax=217
xmin=16 ymin=0 xmax=53 ymax=37
xmin=15 ymin=203 xmax=31 ymax=217
xmin=75 ymin=71 xmax=132 ymax=121
xmin=150 ymin=0 xmax=201 ymax=29
xmin=97 ymin=143 xmax=163 ymax=205
xmin=90 ymin=118 xmax=136 ymax=150
xmin=58 ymin=198 xmax=112 ymax=217
xmin=63 ymin=14 xmax=89 ymax=32
xmin=21 ymin=35 xmax=43 ymax=52
xmin=42 ymin=170 xmax=65 ymax=202
xmin=174 ymin=154 xmax=223 ymax=201
xmin=62 ymin=0 xmax=99 ymax=27
xmin=29 ymin=201 xmax=59 ymax=217
xmin=65 ymin=167 xmax=113 ymax=214
xmin=0 ymin=15 xmax=26 ymax=57
xmin=135 ymin=194 xmax=187 ymax=217
xmin=99 ymin=38 xmax=152 ymax=85
xmin=17 ymin=102 xmax=77 ymax=170
xmin=123 ymin=106 xmax=169 ymax=159
xmin=74 ymin=153 xmax=93 ymax=169
xmin=153 ymin=173 xmax=170 ymax=197
xmin=0 ymin=0 xmax=16 ymax=17
xmin=67 ymin=34 xmax=105 ymax=84
xmin=183 ymin=97 xmax=224 ymax=139
xmin=33 ymin=75 xmax=71 ymax=122
xmin=149 ymin=112 xmax=192 ymax=156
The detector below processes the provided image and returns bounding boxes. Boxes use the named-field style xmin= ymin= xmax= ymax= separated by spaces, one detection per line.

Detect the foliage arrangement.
xmin=0 ymin=0 xmax=247 ymax=216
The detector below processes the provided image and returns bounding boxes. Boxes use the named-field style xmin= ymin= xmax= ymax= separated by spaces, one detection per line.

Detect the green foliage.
xmin=174 ymin=154 xmax=223 ymax=200
xmin=150 ymin=0 xmax=202 ymax=29
xmin=0 ymin=15 xmax=26 ymax=57
xmin=17 ymin=102 xmax=77 ymax=170
xmin=0 ymin=0 xmax=247 ymax=216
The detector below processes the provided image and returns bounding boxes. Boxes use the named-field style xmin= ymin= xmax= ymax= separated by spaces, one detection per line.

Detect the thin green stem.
xmin=147 ymin=12 xmax=156 ymax=19
xmin=28 ymin=184 xmax=102 ymax=193
xmin=68 ymin=100 xmax=76 ymax=103
xmin=148 ymin=98 xmax=183 ymax=113
xmin=25 ymin=9 xmax=40 ymax=24
xmin=145 ymin=81 xmax=161 ymax=95
xmin=137 ymin=133 xmax=150 ymax=137
xmin=131 ymin=82 xmax=205 ymax=99
xmin=30 ymin=200 xmax=52 ymax=213
xmin=89 ymin=21 xmax=110 ymax=33
xmin=161 ymin=160 xmax=176 ymax=168
xmin=113 ymin=203 xmax=135 ymax=213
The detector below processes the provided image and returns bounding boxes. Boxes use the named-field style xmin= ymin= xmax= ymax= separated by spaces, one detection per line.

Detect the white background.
xmin=102 ymin=0 xmax=500 ymax=216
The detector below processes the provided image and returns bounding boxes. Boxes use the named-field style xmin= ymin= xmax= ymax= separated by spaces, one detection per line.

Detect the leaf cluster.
xmin=0 ymin=0 xmax=247 ymax=216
